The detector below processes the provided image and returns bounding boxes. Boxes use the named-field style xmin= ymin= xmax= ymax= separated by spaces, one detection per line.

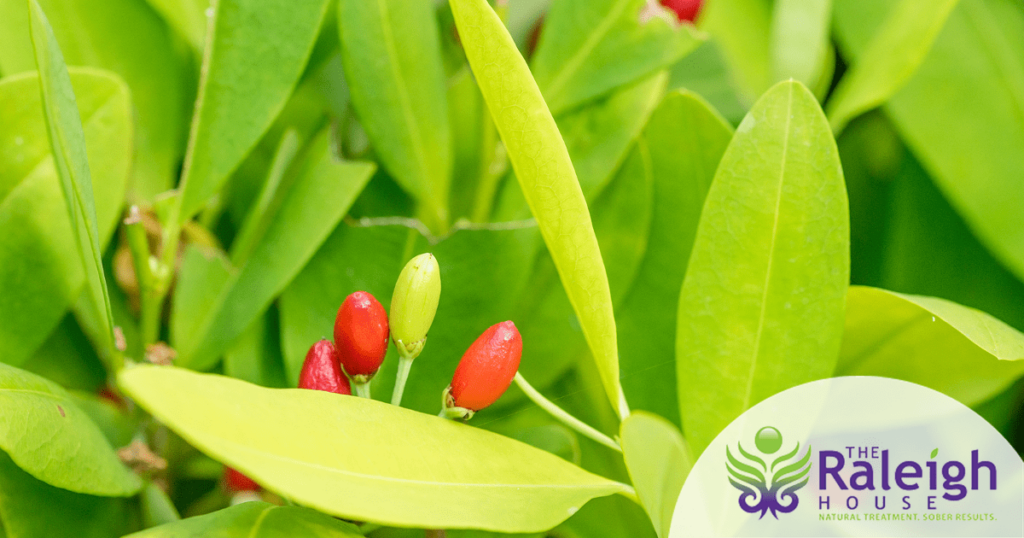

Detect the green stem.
xmin=125 ymin=207 xmax=161 ymax=347
xmin=354 ymin=382 xmax=371 ymax=399
xmin=391 ymin=356 xmax=414 ymax=406
xmin=514 ymin=372 xmax=622 ymax=453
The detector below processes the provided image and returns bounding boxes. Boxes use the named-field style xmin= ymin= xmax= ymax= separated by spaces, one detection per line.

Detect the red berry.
xmin=223 ymin=466 xmax=260 ymax=492
xmin=660 ymin=0 xmax=703 ymax=22
xmin=298 ymin=339 xmax=351 ymax=395
xmin=334 ymin=291 xmax=389 ymax=380
xmin=449 ymin=321 xmax=522 ymax=411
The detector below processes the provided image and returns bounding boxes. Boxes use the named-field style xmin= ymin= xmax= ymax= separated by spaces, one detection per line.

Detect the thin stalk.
xmin=391 ymin=356 xmax=414 ymax=406
xmin=514 ymin=372 xmax=622 ymax=453
xmin=125 ymin=207 xmax=160 ymax=347
xmin=354 ymin=382 xmax=371 ymax=399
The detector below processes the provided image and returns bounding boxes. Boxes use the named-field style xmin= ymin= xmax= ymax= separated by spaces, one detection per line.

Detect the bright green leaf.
xmin=26 ymin=1 xmax=118 ymax=357
xmin=618 ymin=91 xmax=733 ymax=427
xmin=451 ymin=0 xmax=628 ymax=418
xmin=0 ymin=0 xmax=189 ymax=199
xmin=177 ymin=0 xmax=330 ymax=219
xmin=676 ymin=81 xmax=849 ymax=456
xmin=127 ymin=501 xmax=361 ymax=537
xmin=620 ymin=412 xmax=693 ymax=538
xmin=530 ymin=0 xmax=701 ymax=115
xmin=175 ymin=131 xmax=375 ymax=370
xmin=837 ymin=286 xmax=1024 ymax=406
xmin=834 ymin=0 xmax=1024 ymax=285
xmin=118 ymin=366 xmax=630 ymax=532
xmin=338 ymin=0 xmax=451 ymax=232
xmin=769 ymin=0 xmax=832 ymax=89
xmin=0 ymin=451 xmax=132 ymax=538
xmin=0 ymin=362 xmax=139 ymax=495
xmin=145 ymin=0 xmax=208 ymax=52
xmin=827 ymin=0 xmax=960 ymax=133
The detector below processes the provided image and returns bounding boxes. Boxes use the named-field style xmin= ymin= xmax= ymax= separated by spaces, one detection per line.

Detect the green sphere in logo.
xmin=755 ymin=426 xmax=782 ymax=454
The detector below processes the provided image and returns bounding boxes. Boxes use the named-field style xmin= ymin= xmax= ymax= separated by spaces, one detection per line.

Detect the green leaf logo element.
xmin=931 ymin=448 xmax=939 ymax=459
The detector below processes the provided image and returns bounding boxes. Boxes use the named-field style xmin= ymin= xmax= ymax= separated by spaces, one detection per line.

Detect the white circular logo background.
xmin=672 ymin=376 xmax=1024 ymax=537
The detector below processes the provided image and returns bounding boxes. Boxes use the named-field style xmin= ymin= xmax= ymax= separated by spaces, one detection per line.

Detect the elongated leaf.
xmin=27 ymin=1 xmax=116 ymax=353
xmin=451 ymin=0 xmax=628 ymax=417
xmin=223 ymin=311 xmax=288 ymax=389
xmin=170 ymin=245 xmax=233 ymax=352
xmin=119 ymin=366 xmax=629 ymax=532
xmin=676 ymin=81 xmax=849 ymax=456
xmin=145 ymin=0 xmax=207 ymax=52
xmin=127 ymin=501 xmax=361 ymax=538
xmin=0 ymin=362 xmax=139 ymax=495
xmin=620 ymin=412 xmax=692 ymax=538
xmin=827 ymin=0 xmax=960 ymax=133
xmin=838 ymin=287 xmax=1024 ymax=406
xmin=769 ymin=0 xmax=832 ymax=89
xmin=531 ymin=0 xmax=701 ymax=115
xmin=698 ymin=0 xmax=772 ymax=103
xmin=338 ymin=0 xmax=451 ymax=231
xmin=177 ymin=0 xmax=330 ymax=219
xmin=0 ymin=0 xmax=190 ymax=199
xmin=835 ymin=0 xmax=1024 ymax=284
xmin=617 ymin=91 xmax=732 ymax=427
xmin=175 ymin=132 xmax=375 ymax=370
xmin=0 ymin=451 xmax=132 ymax=538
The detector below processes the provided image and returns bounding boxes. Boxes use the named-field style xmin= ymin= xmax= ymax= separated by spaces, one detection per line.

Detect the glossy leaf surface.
xmin=620 ymin=412 xmax=692 ymax=538
xmin=451 ymin=0 xmax=627 ymax=417
xmin=0 ymin=362 xmax=139 ymax=495
xmin=119 ymin=366 xmax=629 ymax=532
xmin=177 ymin=0 xmax=330 ymax=218
xmin=0 ymin=70 xmax=129 ymax=367
xmin=838 ymin=286 xmax=1024 ymax=406
xmin=676 ymin=81 xmax=849 ymax=456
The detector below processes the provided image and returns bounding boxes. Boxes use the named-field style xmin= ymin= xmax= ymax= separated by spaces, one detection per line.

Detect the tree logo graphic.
xmin=726 ymin=426 xmax=812 ymax=519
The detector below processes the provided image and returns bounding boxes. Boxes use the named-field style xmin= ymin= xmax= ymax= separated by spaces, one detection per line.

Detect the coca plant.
xmin=0 ymin=0 xmax=1022 ymax=536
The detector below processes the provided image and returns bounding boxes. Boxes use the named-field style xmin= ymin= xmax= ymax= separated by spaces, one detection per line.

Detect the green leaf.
xmin=451 ymin=0 xmax=628 ymax=418
xmin=144 ymin=0 xmax=208 ymax=52
xmin=26 ymin=2 xmax=119 ymax=356
xmin=837 ymin=286 xmax=1024 ymax=406
xmin=118 ymin=366 xmax=630 ymax=532
xmin=0 ymin=362 xmax=139 ymax=495
xmin=827 ymin=0 xmax=961 ymax=133
xmin=931 ymin=448 xmax=939 ymax=459
xmin=620 ymin=412 xmax=693 ymax=538
xmin=530 ymin=0 xmax=702 ymax=115
xmin=128 ymin=502 xmax=364 ymax=538
xmin=338 ymin=0 xmax=451 ymax=232
xmin=223 ymin=310 xmax=288 ymax=389
xmin=175 ymin=131 xmax=375 ymax=370
xmin=0 ymin=0 xmax=190 ymax=199
xmin=676 ymin=81 xmax=849 ymax=456
xmin=834 ymin=0 xmax=1024 ymax=284
xmin=668 ymin=41 xmax=748 ymax=125
xmin=617 ymin=91 xmax=732 ymax=427
xmin=769 ymin=0 xmax=833 ymax=89
xmin=0 ymin=451 xmax=132 ymax=538
xmin=558 ymin=71 xmax=668 ymax=201
xmin=698 ymin=0 xmax=773 ymax=103
xmin=140 ymin=481 xmax=181 ymax=528
xmin=177 ymin=0 xmax=330 ymax=219
xmin=279 ymin=221 xmax=537 ymax=414
xmin=20 ymin=315 xmax=106 ymax=392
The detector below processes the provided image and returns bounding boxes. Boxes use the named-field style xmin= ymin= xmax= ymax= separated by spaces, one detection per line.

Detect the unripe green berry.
xmin=390 ymin=253 xmax=441 ymax=359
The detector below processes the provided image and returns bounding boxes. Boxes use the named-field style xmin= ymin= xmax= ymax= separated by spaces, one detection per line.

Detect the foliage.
xmin=0 ymin=0 xmax=1022 ymax=536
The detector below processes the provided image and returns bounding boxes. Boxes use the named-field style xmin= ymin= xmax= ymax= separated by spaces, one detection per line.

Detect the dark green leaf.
xmin=128 ymin=501 xmax=360 ymax=537
xmin=531 ymin=0 xmax=701 ymax=115
xmin=174 ymin=132 xmax=375 ymax=370
xmin=338 ymin=0 xmax=451 ymax=232
xmin=618 ymin=91 xmax=732 ymax=427
xmin=698 ymin=0 xmax=772 ymax=103
xmin=177 ymin=0 xmax=330 ymax=219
